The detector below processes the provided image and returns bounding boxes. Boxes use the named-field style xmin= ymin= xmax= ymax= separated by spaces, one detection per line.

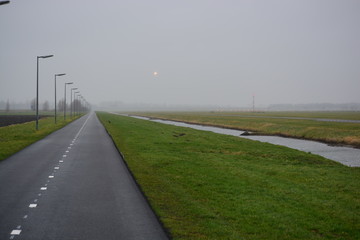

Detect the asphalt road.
xmin=0 ymin=113 xmax=169 ymax=240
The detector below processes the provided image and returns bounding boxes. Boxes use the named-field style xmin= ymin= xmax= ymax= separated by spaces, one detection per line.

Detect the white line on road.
xmin=74 ymin=113 xmax=91 ymax=139
xmin=10 ymin=230 xmax=21 ymax=235
xmin=40 ymin=187 xmax=47 ymax=190
xmin=29 ymin=204 xmax=37 ymax=208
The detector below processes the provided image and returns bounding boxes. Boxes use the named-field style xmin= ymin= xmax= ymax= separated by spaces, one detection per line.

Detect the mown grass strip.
xmin=98 ymin=112 xmax=360 ymax=240
xmin=0 ymin=116 xmax=78 ymax=161
xmin=134 ymin=112 xmax=360 ymax=147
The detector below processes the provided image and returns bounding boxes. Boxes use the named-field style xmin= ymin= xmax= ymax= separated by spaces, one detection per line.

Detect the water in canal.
xmin=131 ymin=115 xmax=360 ymax=167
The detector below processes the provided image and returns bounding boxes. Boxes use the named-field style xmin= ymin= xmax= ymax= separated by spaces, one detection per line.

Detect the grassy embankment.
xmin=133 ymin=112 xmax=360 ymax=147
xmin=97 ymin=112 xmax=360 ymax=240
xmin=0 ymin=116 xmax=78 ymax=161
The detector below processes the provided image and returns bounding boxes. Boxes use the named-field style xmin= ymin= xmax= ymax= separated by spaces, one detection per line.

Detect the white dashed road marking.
xmin=10 ymin=230 xmax=21 ymax=235
xmin=9 ymin=115 xmax=91 ymax=240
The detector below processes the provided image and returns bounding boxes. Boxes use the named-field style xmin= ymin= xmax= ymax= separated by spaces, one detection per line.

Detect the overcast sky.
xmin=1 ymin=0 xmax=359 ymax=108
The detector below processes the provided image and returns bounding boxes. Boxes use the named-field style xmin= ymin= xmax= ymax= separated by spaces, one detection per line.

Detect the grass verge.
xmin=0 ymin=116 xmax=78 ymax=161
xmin=132 ymin=112 xmax=360 ymax=147
xmin=97 ymin=112 xmax=360 ymax=240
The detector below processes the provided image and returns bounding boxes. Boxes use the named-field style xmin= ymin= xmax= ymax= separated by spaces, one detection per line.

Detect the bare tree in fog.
xmin=42 ymin=101 xmax=49 ymax=111
xmin=5 ymin=99 xmax=10 ymax=112
xmin=30 ymin=98 xmax=36 ymax=111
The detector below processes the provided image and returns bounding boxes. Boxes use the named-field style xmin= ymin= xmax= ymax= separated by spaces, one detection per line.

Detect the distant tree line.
xmin=268 ymin=103 xmax=360 ymax=111
xmin=1 ymin=99 xmax=86 ymax=112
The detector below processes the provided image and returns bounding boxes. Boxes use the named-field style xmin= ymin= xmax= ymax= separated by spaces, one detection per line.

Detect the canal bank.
xmin=128 ymin=115 xmax=360 ymax=167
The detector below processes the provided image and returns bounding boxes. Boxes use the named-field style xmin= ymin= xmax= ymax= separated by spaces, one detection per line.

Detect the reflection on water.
xmin=130 ymin=115 xmax=360 ymax=167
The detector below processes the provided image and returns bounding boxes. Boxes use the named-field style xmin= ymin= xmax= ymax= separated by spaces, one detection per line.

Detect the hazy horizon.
xmin=1 ymin=0 xmax=360 ymax=108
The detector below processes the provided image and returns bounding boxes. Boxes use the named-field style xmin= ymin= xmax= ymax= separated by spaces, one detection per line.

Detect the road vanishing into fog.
xmin=0 ymin=113 xmax=168 ymax=240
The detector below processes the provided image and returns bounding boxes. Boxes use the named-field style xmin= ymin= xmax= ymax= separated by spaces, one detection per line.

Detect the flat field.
xmin=97 ymin=112 xmax=360 ymax=240
xmin=0 ymin=115 xmax=51 ymax=127
xmin=132 ymin=111 xmax=360 ymax=147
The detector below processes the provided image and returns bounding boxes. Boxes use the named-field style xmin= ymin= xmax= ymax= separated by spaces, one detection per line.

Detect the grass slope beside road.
xmin=0 ymin=117 xmax=78 ymax=161
xmin=134 ymin=112 xmax=360 ymax=147
xmin=98 ymin=112 xmax=360 ymax=240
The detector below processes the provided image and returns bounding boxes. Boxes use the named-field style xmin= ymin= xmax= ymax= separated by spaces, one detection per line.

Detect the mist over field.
xmin=1 ymin=0 xmax=360 ymax=110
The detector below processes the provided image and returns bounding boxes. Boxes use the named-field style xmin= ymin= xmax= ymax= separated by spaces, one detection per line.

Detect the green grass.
xmin=131 ymin=112 xmax=360 ymax=147
xmin=0 ymin=116 xmax=78 ymax=161
xmin=196 ymin=111 xmax=360 ymax=120
xmin=97 ymin=112 xmax=360 ymax=240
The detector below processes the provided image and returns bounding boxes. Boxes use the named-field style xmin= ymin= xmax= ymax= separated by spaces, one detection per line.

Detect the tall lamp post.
xmin=70 ymin=87 xmax=78 ymax=118
xmin=74 ymin=91 xmax=80 ymax=116
xmin=36 ymin=54 xmax=53 ymax=130
xmin=79 ymin=95 xmax=83 ymax=115
xmin=80 ymin=96 xmax=85 ymax=114
xmin=54 ymin=73 xmax=66 ymax=124
xmin=64 ymin=82 xmax=73 ymax=120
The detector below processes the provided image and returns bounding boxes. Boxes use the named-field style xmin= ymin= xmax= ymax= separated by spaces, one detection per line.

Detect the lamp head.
xmin=0 ymin=1 xmax=10 ymax=5
xmin=38 ymin=55 xmax=54 ymax=59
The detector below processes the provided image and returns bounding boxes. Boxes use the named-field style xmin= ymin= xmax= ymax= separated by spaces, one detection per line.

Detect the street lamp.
xmin=64 ymin=82 xmax=73 ymax=120
xmin=81 ymin=96 xmax=86 ymax=114
xmin=36 ymin=54 xmax=53 ymax=130
xmin=54 ymin=73 xmax=66 ymax=124
xmin=70 ymin=87 xmax=78 ymax=118
xmin=79 ymin=95 xmax=83 ymax=114
xmin=0 ymin=1 xmax=10 ymax=5
xmin=74 ymin=91 xmax=80 ymax=116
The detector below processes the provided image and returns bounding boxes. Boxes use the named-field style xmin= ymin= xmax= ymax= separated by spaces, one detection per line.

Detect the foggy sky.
xmin=1 ymin=0 xmax=360 ymax=108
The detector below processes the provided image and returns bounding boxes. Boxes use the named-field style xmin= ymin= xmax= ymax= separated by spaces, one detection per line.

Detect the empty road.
xmin=0 ymin=113 xmax=168 ymax=240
